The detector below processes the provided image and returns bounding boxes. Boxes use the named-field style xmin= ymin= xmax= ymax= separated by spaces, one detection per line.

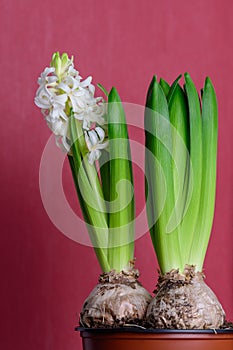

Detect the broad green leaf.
xmin=189 ymin=77 xmax=218 ymax=270
xmin=159 ymin=78 xmax=170 ymax=98
xmin=179 ymin=73 xmax=202 ymax=267
xmin=145 ymin=76 xmax=182 ymax=273
xmin=107 ymin=87 xmax=135 ymax=271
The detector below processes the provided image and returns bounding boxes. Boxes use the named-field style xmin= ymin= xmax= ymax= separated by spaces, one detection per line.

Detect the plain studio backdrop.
xmin=1 ymin=1 xmax=232 ymax=349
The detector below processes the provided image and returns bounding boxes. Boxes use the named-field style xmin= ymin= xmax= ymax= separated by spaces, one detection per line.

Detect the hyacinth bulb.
xmin=80 ymin=270 xmax=152 ymax=328
xmin=146 ymin=267 xmax=225 ymax=329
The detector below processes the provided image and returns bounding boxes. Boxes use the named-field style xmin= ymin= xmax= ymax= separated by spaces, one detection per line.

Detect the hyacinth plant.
xmin=144 ymin=74 xmax=225 ymax=329
xmin=35 ymin=52 xmax=151 ymax=328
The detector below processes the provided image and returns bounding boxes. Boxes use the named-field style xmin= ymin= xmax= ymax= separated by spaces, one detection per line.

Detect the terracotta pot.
xmin=77 ymin=327 xmax=233 ymax=350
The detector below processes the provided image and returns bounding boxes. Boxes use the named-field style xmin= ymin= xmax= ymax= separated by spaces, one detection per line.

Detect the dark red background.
xmin=1 ymin=1 xmax=232 ymax=349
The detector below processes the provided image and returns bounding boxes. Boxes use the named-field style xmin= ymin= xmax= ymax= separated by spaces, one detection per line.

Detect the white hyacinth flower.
xmin=37 ymin=67 xmax=57 ymax=86
xmin=35 ymin=52 xmax=106 ymax=157
xmin=85 ymin=127 xmax=109 ymax=164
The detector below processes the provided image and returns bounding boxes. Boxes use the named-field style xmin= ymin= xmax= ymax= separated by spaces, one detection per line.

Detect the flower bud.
xmin=50 ymin=52 xmax=73 ymax=81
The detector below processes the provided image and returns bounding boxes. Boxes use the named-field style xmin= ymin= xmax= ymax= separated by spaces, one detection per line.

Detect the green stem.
xmin=69 ymin=115 xmax=110 ymax=272
xmin=68 ymin=155 xmax=110 ymax=271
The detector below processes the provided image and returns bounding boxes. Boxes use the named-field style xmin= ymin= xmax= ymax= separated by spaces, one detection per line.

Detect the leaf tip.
xmin=184 ymin=72 xmax=191 ymax=81
xmin=204 ymin=76 xmax=213 ymax=89
xmin=108 ymin=86 xmax=121 ymax=102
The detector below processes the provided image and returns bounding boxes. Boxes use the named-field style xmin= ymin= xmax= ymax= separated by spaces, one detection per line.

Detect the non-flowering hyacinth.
xmin=35 ymin=52 xmax=107 ymax=160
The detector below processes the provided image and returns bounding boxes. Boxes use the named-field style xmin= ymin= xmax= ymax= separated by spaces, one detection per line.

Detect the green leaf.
xmin=167 ymin=74 xmax=182 ymax=105
xmin=145 ymin=76 xmax=182 ymax=273
xmin=167 ymin=78 xmax=189 ymax=231
xmin=189 ymin=77 xmax=218 ymax=270
xmin=107 ymin=87 xmax=134 ymax=271
xmin=179 ymin=73 xmax=202 ymax=267
xmin=159 ymin=78 xmax=170 ymax=98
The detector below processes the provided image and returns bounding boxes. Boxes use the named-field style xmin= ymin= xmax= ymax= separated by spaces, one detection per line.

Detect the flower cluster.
xmin=35 ymin=52 xmax=108 ymax=163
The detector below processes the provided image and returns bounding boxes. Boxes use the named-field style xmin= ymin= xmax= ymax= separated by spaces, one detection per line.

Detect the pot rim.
xmin=76 ymin=326 xmax=233 ymax=334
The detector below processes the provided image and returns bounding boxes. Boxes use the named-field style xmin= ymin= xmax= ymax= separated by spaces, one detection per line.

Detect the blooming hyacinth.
xmin=35 ymin=52 xmax=108 ymax=162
